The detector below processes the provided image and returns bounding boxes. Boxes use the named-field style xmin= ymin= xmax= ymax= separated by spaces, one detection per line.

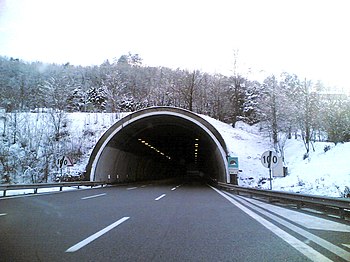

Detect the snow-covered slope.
xmin=1 ymin=112 xmax=349 ymax=198
xmin=205 ymin=115 xmax=350 ymax=197
xmin=201 ymin=115 xmax=271 ymax=181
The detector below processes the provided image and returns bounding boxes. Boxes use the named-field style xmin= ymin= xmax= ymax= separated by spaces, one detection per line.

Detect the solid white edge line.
xmin=81 ymin=193 xmax=107 ymax=200
xmin=65 ymin=217 xmax=130 ymax=253
xmin=155 ymin=194 xmax=166 ymax=201
xmin=209 ymin=186 xmax=332 ymax=262
xmin=232 ymin=194 xmax=350 ymax=261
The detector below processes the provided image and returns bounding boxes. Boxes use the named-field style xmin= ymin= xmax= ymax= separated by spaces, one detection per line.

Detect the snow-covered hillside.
xmin=204 ymin=115 xmax=350 ymax=198
xmin=1 ymin=112 xmax=349 ymax=198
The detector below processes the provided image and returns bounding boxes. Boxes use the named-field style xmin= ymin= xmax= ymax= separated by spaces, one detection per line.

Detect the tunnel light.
xmin=138 ymin=138 xmax=172 ymax=161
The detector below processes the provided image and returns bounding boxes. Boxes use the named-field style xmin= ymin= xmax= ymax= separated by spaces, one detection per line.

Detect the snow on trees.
xmin=0 ymin=55 xmax=349 ymax=184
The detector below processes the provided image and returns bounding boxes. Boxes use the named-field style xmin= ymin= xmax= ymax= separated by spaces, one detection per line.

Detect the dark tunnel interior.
xmin=87 ymin=109 xmax=228 ymax=184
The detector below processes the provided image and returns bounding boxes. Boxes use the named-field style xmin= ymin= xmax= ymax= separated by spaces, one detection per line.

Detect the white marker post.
xmin=261 ymin=150 xmax=279 ymax=190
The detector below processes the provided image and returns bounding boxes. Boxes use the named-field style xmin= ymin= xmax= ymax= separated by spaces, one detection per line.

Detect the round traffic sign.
xmin=261 ymin=151 xmax=279 ymax=169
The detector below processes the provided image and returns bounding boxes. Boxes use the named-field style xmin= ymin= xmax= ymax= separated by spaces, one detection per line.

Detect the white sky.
xmin=0 ymin=0 xmax=349 ymax=91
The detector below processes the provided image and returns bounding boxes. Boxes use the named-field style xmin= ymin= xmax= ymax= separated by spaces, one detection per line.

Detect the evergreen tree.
xmin=87 ymin=87 xmax=107 ymax=112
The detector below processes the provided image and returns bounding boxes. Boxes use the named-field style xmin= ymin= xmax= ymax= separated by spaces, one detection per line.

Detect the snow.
xmin=1 ymin=111 xmax=349 ymax=198
xmin=60 ymin=112 xmax=131 ymax=173
xmin=204 ymin=117 xmax=350 ymax=198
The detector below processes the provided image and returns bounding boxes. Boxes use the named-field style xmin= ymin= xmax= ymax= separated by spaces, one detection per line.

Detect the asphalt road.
xmin=1 ymin=179 xmax=350 ymax=262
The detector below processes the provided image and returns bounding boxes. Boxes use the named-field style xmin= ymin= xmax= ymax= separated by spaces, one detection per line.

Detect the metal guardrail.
xmin=217 ymin=182 xmax=350 ymax=219
xmin=0 ymin=181 xmax=107 ymax=197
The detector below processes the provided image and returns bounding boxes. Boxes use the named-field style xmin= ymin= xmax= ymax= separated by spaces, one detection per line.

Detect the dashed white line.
xmin=171 ymin=184 xmax=182 ymax=191
xmin=155 ymin=194 xmax=166 ymax=201
xmin=127 ymin=187 xmax=138 ymax=190
xmin=81 ymin=193 xmax=106 ymax=200
xmin=0 ymin=213 xmax=7 ymax=217
xmin=65 ymin=217 xmax=130 ymax=253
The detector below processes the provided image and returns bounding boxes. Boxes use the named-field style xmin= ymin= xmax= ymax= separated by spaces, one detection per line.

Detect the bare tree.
xmin=172 ymin=70 xmax=203 ymax=111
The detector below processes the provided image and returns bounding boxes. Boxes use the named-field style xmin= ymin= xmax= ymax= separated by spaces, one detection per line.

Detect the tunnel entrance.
xmin=85 ymin=107 xmax=229 ymax=183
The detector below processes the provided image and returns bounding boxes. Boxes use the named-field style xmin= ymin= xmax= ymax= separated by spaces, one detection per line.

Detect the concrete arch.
xmin=85 ymin=107 xmax=230 ymax=183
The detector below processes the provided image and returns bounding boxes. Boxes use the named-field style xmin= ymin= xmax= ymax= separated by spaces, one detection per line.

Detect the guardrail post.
xmin=340 ymin=208 xmax=345 ymax=219
xmin=34 ymin=188 xmax=38 ymax=194
xmin=3 ymin=190 xmax=6 ymax=197
xmin=60 ymin=186 xmax=63 ymax=191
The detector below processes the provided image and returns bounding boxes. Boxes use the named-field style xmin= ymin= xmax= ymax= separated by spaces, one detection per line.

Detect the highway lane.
xmin=1 ymin=179 xmax=350 ymax=261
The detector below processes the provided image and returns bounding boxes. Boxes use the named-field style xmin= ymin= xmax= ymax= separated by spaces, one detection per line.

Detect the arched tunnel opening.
xmin=85 ymin=107 xmax=229 ymax=184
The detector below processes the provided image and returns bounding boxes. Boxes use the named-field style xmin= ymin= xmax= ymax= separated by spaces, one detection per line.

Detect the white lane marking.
xmin=230 ymin=193 xmax=350 ymax=261
xmin=127 ymin=187 xmax=138 ymax=190
xmin=81 ymin=193 xmax=106 ymax=200
xmin=155 ymin=194 xmax=166 ymax=201
xmin=0 ymin=213 xmax=7 ymax=216
xmin=171 ymin=184 xmax=182 ymax=191
xmin=243 ymin=196 xmax=350 ymax=232
xmin=65 ymin=217 xmax=130 ymax=253
xmin=209 ymin=186 xmax=332 ymax=262
xmin=343 ymin=244 xmax=350 ymax=249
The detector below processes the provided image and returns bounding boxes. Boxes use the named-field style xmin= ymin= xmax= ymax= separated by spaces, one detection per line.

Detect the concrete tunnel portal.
xmin=86 ymin=107 xmax=230 ymax=184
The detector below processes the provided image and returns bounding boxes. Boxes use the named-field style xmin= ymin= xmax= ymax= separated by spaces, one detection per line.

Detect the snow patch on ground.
xmin=206 ymin=117 xmax=350 ymax=197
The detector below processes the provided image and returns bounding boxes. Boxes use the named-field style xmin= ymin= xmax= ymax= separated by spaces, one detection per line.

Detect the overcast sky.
xmin=0 ymin=0 xmax=349 ymax=91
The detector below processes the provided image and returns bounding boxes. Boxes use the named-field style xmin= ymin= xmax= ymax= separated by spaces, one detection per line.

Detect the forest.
xmin=0 ymin=53 xmax=349 ymax=184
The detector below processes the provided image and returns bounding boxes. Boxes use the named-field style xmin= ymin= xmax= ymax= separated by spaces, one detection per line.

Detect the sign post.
xmin=261 ymin=151 xmax=279 ymax=190
xmin=57 ymin=156 xmax=74 ymax=181
xmin=227 ymin=156 xmax=239 ymax=185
